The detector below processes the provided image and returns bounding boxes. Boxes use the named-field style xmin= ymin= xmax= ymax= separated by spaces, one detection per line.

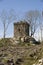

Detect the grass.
xmin=0 ymin=38 xmax=43 ymax=65
xmin=0 ymin=38 xmax=14 ymax=47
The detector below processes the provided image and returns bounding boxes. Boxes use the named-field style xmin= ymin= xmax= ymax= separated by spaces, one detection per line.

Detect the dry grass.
xmin=0 ymin=38 xmax=43 ymax=65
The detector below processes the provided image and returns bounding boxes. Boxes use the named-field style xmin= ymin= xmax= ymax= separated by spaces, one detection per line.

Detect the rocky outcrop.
xmin=13 ymin=36 xmax=37 ymax=44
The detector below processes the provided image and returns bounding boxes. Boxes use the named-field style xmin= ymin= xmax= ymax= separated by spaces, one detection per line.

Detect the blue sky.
xmin=0 ymin=0 xmax=43 ymax=39
xmin=0 ymin=0 xmax=43 ymax=12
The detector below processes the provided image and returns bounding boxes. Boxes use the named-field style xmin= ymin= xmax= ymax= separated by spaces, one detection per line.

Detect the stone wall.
xmin=14 ymin=21 xmax=30 ymax=38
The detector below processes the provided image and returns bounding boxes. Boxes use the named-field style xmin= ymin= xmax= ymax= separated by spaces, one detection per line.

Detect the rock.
xmin=21 ymin=37 xmax=25 ymax=42
xmin=13 ymin=37 xmax=21 ymax=44
xmin=29 ymin=38 xmax=36 ymax=44
xmin=15 ymin=40 xmax=20 ymax=44
xmin=21 ymin=36 xmax=37 ymax=43
xmin=24 ymin=36 xmax=29 ymax=42
xmin=33 ymin=58 xmax=43 ymax=65
xmin=33 ymin=64 xmax=36 ymax=65
xmin=39 ymin=58 xmax=43 ymax=63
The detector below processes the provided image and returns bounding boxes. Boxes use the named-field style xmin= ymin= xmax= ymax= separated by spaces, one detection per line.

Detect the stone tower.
xmin=14 ymin=21 xmax=30 ymax=38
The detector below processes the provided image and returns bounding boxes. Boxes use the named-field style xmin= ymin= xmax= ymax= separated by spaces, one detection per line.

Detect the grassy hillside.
xmin=0 ymin=38 xmax=43 ymax=65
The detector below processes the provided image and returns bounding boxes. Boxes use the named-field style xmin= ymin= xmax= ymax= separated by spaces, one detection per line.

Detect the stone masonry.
xmin=14 ymin=21 xmax=30 ymax=38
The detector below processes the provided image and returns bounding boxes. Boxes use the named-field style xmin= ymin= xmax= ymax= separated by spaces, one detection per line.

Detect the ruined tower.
xmin=14 ymin=21 xmax=30 ymax=38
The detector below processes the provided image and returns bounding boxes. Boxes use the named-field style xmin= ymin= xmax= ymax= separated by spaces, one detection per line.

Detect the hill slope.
xmin=0 ymin=38 xmax=43 ymax=65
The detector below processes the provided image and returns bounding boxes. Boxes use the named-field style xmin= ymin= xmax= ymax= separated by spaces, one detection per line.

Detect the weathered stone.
xmin=33 ymin=58 xmax=43 ymax=65
xmin=21 ymin=37 xmax=25 ymax=42
xmin=14 ymin=21 xmax=30 ymax=38
xmin=15 ymin=40 xmax=20 ymax=44
xmin=24 ymin=36 xmax=29 ymax=42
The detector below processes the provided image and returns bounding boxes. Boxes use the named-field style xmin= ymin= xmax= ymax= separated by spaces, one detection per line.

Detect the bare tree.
xmin=39 ymin=11 xmax=43 ymax=41
xmin=0 ymin=9 xmax=16 ymax=38
xmin=25 ymin=10 xmax=40 ymax=37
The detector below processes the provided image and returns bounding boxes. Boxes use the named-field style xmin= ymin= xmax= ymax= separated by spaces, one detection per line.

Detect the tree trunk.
xmin=41 ymin=28 xmax=42 ymax=41
xmin=3 ymin=21 xmax=6 ymax=39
